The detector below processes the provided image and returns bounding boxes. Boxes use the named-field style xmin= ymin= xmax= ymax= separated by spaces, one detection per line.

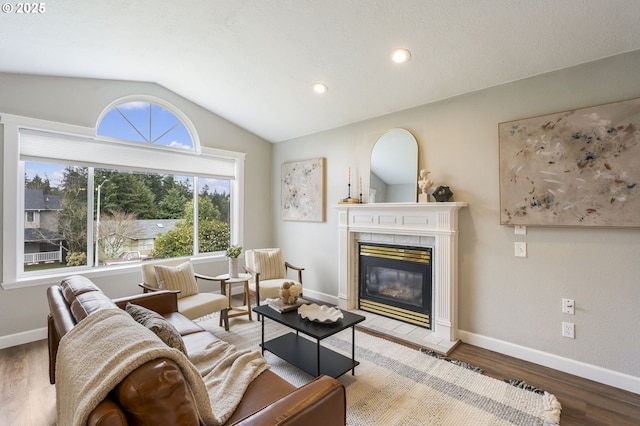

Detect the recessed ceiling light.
xmin=313 ymin=83 xmax=328 ymax=94
xmin=390 ymin=48 xmax=412 ymax=64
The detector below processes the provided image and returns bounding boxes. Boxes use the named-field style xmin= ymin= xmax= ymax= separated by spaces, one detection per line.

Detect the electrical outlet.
xmin=514 ymin=242 xmax=527 ymax=257
xmin=562 ymin=298 xmax=575 ymax=315
xmin=562 ymin=322 xmax=575 ymax=339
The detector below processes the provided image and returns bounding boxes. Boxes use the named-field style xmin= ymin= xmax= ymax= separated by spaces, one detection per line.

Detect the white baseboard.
xmin=0 ymin=326 xmax=47 ymax=350
xmin=458 ymin=329 xmax=640 ymax=395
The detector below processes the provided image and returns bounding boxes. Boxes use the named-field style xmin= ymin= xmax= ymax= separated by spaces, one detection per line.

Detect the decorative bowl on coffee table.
xmin=298 ymin=303 xmax=344 ymax=323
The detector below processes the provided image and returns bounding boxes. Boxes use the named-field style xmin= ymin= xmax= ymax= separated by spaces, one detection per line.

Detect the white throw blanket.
xmin=55 ymin=308 xmax=269 ymax=426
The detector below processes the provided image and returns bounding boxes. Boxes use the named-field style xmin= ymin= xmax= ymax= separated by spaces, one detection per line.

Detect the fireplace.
xmin=359 ymin=243 xmax=432 ymax=328
xmin=334 ymin=202 xmax=467 ymax=344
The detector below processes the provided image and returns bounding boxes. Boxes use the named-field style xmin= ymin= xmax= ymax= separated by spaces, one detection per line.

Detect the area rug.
xmin=197 ymin=316 xmax=561 ymax=426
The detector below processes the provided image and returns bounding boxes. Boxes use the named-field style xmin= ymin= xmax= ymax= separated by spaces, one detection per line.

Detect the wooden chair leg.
xmin=244 ymin=282 xmax=252 ymax=321
xmin=251 ymin=293 xmax=261 ymax=320
xmin=220 ymin=309 xmax=229 ymax=331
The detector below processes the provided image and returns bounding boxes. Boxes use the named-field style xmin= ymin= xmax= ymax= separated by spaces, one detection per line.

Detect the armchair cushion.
xmin=125 ymin=303 xmax=188 ymax=355
xmin=154 ymin=261 xmax=199 ymax=299
xmin=252 ymin=248 xmax=286 ymax=280
xmin=248 ymin=278 xmax=294 ymax=300
xmin=178 ymin=293 xmax=229 ymax=320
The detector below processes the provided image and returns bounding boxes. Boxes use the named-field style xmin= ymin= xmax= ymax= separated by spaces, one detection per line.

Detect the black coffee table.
xmin=253 ymin=304 xmax=365 ymax=378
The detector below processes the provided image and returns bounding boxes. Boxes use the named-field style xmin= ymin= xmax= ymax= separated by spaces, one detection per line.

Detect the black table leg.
xmin=317 ymin=338 xmax=321 ymax=376
xmin=351 ymin=326 xmax=356 ymax=375
xmin=261 ymin=315 xmax=265 ymax=355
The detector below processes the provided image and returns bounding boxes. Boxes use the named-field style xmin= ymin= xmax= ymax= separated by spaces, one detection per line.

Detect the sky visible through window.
xmin=25 ymin=162 xmax=67 ymax=188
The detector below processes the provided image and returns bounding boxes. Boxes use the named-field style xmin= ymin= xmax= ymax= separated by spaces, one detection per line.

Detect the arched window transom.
xmin=97 ymin=100 xmax=195 ymax=151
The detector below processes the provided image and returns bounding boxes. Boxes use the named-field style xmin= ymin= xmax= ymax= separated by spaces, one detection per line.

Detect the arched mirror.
xmin=369 ymin=129 xmax=418 ymax=203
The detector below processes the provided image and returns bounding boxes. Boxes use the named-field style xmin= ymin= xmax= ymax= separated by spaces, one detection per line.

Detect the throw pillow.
xmin=254 ymin=249 xmax=286 ymax=280
xmin=154 ymin=261 xmax=199 ymax=299
xmin=125 ymin=303 xmax=188 ymax=355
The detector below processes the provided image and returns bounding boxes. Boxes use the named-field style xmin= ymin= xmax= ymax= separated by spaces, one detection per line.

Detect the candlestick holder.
xmin=339 ymin=183 xmax=360 ymax=204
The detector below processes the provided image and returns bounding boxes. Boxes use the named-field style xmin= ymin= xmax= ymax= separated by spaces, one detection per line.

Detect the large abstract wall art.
xmin=499 ymin=97 xmax=640 ymax=227
xmin=281 ymin=157 xmax=325 ymax=222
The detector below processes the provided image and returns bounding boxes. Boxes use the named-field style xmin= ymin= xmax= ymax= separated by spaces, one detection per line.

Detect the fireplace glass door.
xmin=359 ymin=243 xmax=432 ymax=329
xmin=359 ymin=243 xmax=432 ymax=328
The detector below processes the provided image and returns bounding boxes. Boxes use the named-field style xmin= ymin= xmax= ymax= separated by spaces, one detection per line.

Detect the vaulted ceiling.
xmin=2 ymin=1 xmax=640 ymax=142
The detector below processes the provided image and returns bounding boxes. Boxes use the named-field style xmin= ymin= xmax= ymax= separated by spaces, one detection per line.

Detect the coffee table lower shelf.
xmin=260 ymin=332 xmax=359 ymax=378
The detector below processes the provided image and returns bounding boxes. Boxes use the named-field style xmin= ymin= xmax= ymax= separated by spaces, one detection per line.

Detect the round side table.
xmin=215 ymin=273 xmax=252 ymax=329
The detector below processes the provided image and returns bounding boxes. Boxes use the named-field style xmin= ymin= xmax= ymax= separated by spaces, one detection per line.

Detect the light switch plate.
xmin=515 ymin=242 xmax=527 ymax=257
xmin=562 ymin=298 xmax=575 ymax=315
xmin=515 ymin=225 xmax=527 ymax=235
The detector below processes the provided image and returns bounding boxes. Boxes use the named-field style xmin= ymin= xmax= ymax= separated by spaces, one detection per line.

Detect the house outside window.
xmin=23 ymin=188 xmax=64 ymax=265
xmin=138 ymin=237 xmax=155 ymax=251
xmin=2 ymin=95 xmax=245 ymax=287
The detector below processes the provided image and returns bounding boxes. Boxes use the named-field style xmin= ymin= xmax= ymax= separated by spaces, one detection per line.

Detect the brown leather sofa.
xmin=47 ymin=275 xmax=346 ymax=425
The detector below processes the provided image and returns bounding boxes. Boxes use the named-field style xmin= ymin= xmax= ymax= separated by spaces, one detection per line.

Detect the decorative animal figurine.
xmin=279 ymin=281 xmax=302 ymax=304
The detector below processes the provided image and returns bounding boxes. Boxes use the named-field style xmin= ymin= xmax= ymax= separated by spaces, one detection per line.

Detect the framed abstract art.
xmin=281 ymin=157 xmax=325 ymax=222
xmin=499 ymin=97 xmax=640 ymax=227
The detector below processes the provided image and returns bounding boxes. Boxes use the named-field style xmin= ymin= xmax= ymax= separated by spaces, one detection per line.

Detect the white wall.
xmin=272 ymin=51 xmax=640 ymax=389
xmin=0 ymin=73 xmax=274 ymax=344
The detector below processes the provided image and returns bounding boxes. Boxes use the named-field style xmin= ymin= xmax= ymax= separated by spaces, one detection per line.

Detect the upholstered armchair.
xmin=244 ymin=248 xmax=304 ymax=308
xmin=140 ymin=259 xmax=230 ymax=329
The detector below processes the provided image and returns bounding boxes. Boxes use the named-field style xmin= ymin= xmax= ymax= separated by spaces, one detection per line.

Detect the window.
xmin=97 ymin=100 xmax=194 ymax=150
xmin=2 ymin=97 xmax=245 ymax=288
xmin=139 ymin=238 xmax=154 ymax=251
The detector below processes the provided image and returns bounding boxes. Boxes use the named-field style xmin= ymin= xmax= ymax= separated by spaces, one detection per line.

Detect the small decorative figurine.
xmin=432 ymin=186 xmax=453 ymax=202
xmin=279 ymin=281 xmax=302 ymax=305
xmin=418 ymin=169 xmax=433 ymax=203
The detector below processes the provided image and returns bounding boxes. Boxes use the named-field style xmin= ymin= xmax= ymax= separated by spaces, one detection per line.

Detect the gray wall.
xmin=0 ymin=73 xmax=274 ymax=341
xmin=272 ymin=51 xmax=640 ymax=383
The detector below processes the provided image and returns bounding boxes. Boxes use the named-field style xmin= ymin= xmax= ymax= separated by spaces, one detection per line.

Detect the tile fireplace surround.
xmin=334 ymin=202 xmax=467 ymax=353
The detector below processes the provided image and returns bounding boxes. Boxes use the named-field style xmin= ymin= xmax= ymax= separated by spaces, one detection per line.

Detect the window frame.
xmin=1 ymin=110 xmax=245 ymax=289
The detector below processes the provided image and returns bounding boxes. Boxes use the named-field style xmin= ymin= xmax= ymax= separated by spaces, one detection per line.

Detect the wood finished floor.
xmin=2 ymin=322 xmax=639 ymax=425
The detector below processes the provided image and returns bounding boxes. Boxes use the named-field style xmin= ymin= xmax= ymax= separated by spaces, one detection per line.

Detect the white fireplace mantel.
xmin=333 ymin=202 xmax=467 ymax=343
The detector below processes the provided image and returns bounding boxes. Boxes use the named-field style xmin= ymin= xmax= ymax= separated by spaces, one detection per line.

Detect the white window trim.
xmin=1 ymin=113 xmax=245 ymax=289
